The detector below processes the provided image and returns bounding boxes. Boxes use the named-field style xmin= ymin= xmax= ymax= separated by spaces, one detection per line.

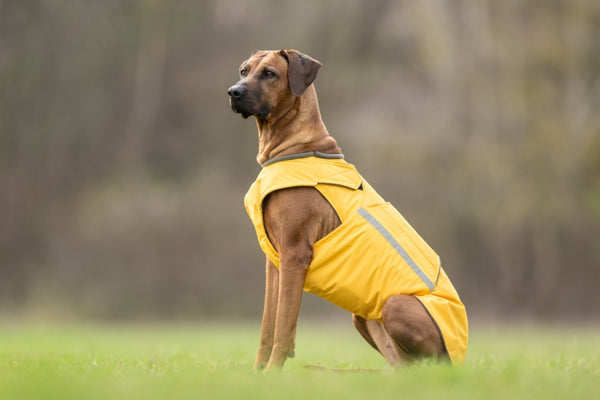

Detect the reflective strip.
xmin=357 ymin=208 xmax=435 ymax=291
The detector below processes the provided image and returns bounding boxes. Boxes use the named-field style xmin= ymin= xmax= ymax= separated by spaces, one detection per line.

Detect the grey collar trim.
xmin=261 ymin=151 xmax=344 ymax=167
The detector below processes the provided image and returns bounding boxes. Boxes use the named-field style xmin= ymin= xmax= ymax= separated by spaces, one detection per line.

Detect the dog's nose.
xmin=228 ymin=85 xmax=246 ymax=99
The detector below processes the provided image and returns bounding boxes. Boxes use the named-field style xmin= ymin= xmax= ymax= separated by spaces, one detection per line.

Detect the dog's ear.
xmin=279 ymin=49 xmax=322 ymax=97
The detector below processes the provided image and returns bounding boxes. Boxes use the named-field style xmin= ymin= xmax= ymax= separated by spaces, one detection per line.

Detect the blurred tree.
xmin=0 ymin=0 xmax=598 ymax=321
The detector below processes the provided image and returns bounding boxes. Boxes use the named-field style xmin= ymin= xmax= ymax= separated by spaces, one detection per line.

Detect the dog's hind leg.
xmin=382 ymin=294 xmax=446 ymax=360
xmin=352 ymin=314 xmax=404 ymax=366
xmin=352 ymin=314 xmax=379 ymax=351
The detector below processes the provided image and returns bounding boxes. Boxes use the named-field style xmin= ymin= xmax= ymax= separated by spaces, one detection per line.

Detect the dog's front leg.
xmin=264 ymin=255 xmax=308 ymax=372
xmin=254 ymin=257 xmax=279 ymax=370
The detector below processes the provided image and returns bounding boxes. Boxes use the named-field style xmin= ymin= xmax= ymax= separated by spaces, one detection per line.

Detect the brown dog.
xmin=228 ymin=49 xmax=468 ymax=371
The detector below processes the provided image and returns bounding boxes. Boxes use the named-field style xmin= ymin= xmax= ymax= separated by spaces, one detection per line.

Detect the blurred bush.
xmin=1 ymin=0 xmax=599 ymax=321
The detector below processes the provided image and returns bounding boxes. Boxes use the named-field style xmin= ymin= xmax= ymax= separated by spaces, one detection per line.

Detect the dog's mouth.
xmin=229 ymin=99 xmax=253 ymax=119
xmin=235 ymin=107 xmax=252 ymax=119
xmin=230 ymin=99 xmax=270 ymax=120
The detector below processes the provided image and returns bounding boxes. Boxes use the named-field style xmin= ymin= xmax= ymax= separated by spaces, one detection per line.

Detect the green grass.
xmin=0 ymin=323 xmax=598 ymax=399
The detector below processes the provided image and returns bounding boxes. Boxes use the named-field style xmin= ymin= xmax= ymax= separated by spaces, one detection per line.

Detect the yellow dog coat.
xmin=244 ymin=153 xmax=468 ymax=362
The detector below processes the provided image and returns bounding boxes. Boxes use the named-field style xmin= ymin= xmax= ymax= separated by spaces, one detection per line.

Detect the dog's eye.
xmin=240 ymin=68 xmax=248 ymax=77
xmin=262 ymin=69 xmax=275 ymax=79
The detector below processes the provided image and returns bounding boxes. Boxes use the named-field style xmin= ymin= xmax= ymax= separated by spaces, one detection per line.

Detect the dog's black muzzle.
xmin=228 ymin=84 xmax=253 ymax=118
xmin=228 ymin=84 xmax=247 ymax=100
xmin=228 ymin=84 xmax=271 ymax=120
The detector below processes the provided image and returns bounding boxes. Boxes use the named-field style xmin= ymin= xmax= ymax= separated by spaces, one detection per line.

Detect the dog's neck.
xmin=255 ymin=85 xmax=341 ymax=165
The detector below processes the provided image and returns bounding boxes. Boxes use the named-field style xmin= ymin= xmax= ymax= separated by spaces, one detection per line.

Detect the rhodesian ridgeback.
xmin=227 ymin=49 xmax=467 ymax=371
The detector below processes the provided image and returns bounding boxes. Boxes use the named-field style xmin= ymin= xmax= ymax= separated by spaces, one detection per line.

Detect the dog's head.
xmin=227 ymin=49 xmax=322 ymax=120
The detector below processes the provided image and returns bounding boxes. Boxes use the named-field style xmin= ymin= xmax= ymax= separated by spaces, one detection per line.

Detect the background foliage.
xmin=1 ymin=0 xmax=599 ymax=322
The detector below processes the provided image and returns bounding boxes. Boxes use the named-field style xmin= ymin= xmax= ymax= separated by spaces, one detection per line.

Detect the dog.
xmin=228 ymin=49 xmax=468 ymax=371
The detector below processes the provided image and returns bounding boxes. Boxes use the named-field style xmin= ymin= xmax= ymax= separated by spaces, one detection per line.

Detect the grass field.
xmin=0 ymin=322 xmax=598 ymax=400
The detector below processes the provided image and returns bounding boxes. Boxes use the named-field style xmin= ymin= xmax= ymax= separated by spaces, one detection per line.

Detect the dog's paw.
xmin=253 ymin=362 xmax=266 ymax=371
xmin=288 ymin=349 xmax=295 ymax=359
